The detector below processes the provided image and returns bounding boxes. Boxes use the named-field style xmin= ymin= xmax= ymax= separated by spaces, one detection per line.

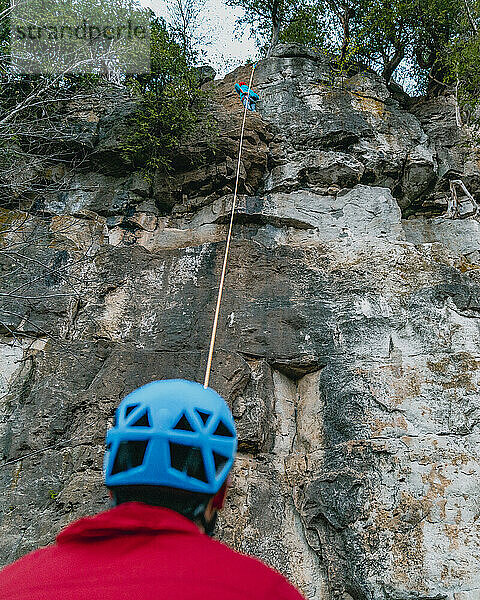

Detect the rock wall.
xmin=1 ymin=44 xmax=480 ymax=600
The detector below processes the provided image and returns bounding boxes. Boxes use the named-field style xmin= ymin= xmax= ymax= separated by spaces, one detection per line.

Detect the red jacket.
xmin=0 ymin=502 xmax=306 ymax=600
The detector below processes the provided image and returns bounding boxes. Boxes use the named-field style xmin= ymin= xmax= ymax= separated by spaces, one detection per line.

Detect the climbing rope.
xmin=0 ymin=63 xmax=258 ymax=472
xmin=204 ymin=62 xmax=257 ymax=389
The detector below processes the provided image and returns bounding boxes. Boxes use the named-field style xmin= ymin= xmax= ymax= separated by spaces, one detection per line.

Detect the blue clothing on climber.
xmin=235 ymin=81 xmax=259 ymax=111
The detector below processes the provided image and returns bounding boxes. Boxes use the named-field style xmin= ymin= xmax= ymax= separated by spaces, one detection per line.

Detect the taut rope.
xmin=204 ymin=62 xmax=257 ymax=388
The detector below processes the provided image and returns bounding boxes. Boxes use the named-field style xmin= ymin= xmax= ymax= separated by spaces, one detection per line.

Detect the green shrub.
xmin=120 ymin=14 xmax=209 ymax=180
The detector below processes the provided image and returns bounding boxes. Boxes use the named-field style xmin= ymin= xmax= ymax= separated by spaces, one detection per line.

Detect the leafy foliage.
xmin=0 ymin=2 xmax=206 ymax=189
xmin=354 ymin=0 xmax=480 ymax=97
xmin=166 ymin=0 xmax=212 ymax=63
xmin=225 ymin=0 xmax=297 ymax=55
xmin=120 ymin=13 xmax=207 ymax=178
xmin=228 ymin=0 xmax=480 ymax=101
xmin=450 ymin=24 xmax=480 ymax=112
xmin=279 ymin=4 xmax=327 ymax=47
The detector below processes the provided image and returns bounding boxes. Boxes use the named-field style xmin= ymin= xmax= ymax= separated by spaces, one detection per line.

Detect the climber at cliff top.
xmin=235 ymin=80 xmax=259 ymax=111
xmin=0 ymin=379 xmax=306 ymax=600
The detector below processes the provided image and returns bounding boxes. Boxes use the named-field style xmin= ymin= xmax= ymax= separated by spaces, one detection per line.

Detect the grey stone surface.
xmin=195 ymin=64 xmax=217 ymax=85
xmin=411 ymin=96 xmax=480 ymax=195
xmin=1 ymin=43 xmax=480 ymax=600
xmin=403 ymin=216 xmax=480 ymax=263
xmin=185 ymin=185 xmax=404 ymax=243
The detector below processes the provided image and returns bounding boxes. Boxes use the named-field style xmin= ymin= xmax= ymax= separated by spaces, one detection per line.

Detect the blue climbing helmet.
xmin=104 ymin=379 xmax=237 ymax=495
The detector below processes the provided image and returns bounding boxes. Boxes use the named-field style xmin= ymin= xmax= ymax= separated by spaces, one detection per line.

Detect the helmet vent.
xmin=111 ymin=440 xmax=148 ymax=475
xmin=131 ymin=411 xmax=151 ymax=427
xmin=125 ymin=404 xmax=139 ymax=418
xmin=173 ymin=414 xmax=194 ymax=432
xmin=213 ymin=451 xmax=228 ymax=474
xmin=169 ymin=442 xmax=208 ymax=483
xmin=195 ymin=409 xmax=211 ymax=426
xmin=213 ymin=420 xmax=234 ymax=438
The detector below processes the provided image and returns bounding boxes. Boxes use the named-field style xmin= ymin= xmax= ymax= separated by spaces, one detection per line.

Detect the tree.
xmin=230 ymin=0 xmax=480 ymax=100
xmin=121 ymin=14 xmax=207 ymax=178
xmin=359 ymin=0 xmax=480 ymax=96
xmin=0 ymin=4 xmax=207 ymax=356
xmin=225 ymin=0 xmax=300 ymax=57
xmin=279 ymin=3 xmax=327 ymax=47
xmin=324 ymin=0 xmax=357 ymax=62
xmin=341 ymin=0 xmax=405 ymax=83
xmin=166 ymin=0 xmax=212 ymax=62
xmin=440 ymin=0 xmax=480 ymax=117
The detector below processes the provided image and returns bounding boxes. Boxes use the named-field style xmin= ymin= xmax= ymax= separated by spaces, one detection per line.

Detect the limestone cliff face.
xmin=2 ymin=43 xmax=480 ymax=600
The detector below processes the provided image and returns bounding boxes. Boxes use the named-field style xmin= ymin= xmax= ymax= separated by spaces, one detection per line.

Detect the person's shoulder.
xmin=206 ymin=538 xmax=305 ymax=599
xmin=0 ymin=544 xmax=55 ymax=586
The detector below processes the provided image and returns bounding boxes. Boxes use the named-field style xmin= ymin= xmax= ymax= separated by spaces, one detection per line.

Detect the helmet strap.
xmin=199 ymin=510 xmax=219 ymax=538
xmin=212 ymin=479 xmax=229 ymax=509
xmin=192 ymin=500 xmax=218 ymax=537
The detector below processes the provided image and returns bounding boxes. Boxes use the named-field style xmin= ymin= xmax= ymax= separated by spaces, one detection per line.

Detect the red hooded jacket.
xmin=0 ymin=502 xmax=306 ymax=600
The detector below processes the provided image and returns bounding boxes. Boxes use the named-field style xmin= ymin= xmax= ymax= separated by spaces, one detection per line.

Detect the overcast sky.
xmin=138 ymin=0 xmax=259 ymax=77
